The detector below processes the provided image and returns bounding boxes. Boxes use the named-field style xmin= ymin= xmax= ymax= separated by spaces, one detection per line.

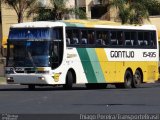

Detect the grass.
xmin=0 ymin=77 xmax=6 ymax=84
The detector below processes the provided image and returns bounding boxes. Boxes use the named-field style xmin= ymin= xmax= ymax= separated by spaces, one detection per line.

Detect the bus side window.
xmin=131 ymin=32 xmax=137 ymax=46
xmin=110 ymin=31 xmax=118 ymax=45
xmin=81 ymin=30 xmax=88 ymax=45
xmin=110 ymin=31 xmax=124 ymax=46
xmin=72 ymin=30 xmax=79 ymax=44
xmin=66 ymin=38 xmax=70 ymax=45
xmin=151 ymin=31 xmax=156 ymax=47
xmin=103 ymin=31 xmax=109 ymax=45
xmin=66 ymin=29 xmax=80 ymax=45
xmin=138 ymin=32 xmax=151 ymax=47
xmin=117 ymin=31 xmax=124 ymax=45
xmin=66 ymin=29 xmax=72 ymax=45
xmin=96 ymin=31 xmax=104 ymax=45
xmin=124 ymin=32 xmax=132 ymax=46
xmin=124 ymin=31 xmax=137 ymax=46
xmin=96 ymin=31 xmax=108 ymax=46
xmin=88 ymin=30 xmax=95 ymax=44
xmin=138 ymin=32 xmax=144 ymax=46
xmin=144 ymin=32 xmax=150 ymax=46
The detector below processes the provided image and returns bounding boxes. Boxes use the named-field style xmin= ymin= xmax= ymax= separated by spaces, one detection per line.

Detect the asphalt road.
xmin=0 ymin=83 xmax=160 ymax=115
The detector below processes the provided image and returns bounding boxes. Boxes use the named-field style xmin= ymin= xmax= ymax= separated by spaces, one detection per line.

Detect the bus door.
xmin=50 ymin=27 xmax=64 ymax=69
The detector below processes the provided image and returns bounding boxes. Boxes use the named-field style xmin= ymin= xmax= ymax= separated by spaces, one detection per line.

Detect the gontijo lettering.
xmin=110 ymin=51 xmax=134 ymax=58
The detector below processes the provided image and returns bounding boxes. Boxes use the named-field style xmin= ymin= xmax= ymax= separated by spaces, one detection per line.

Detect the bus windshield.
xmin=7 ymin=41 xmax=50 ymax=67
xmin=7 ymin=27 xmax=64 ymax=68
xmin=8 ymin=28 xmax=51 ymax=40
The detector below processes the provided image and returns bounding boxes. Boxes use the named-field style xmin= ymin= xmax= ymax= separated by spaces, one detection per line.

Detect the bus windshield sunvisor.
xmin=8 ymin=28 xmax=50 ymax=40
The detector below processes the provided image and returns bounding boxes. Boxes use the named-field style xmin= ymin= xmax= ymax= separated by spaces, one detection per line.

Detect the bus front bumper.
xmin=6 ymin=74 xmax=56 ymax=85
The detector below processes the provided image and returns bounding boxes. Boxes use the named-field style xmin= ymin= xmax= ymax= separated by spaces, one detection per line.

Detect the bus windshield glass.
xmin=7 ymin=27 xmax=64 ymax=68
xmin=7 ymin=41 xmax=50 ymax=67
xmin=8 ymin=28 xmax=51 ymax=40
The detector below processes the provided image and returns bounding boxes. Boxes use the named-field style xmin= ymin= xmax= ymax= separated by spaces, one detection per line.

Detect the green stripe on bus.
xmin=65 ymin=23 xmax=84 ymax=27
xmin=77 ymin=48 xmax=97 ymax=83
xmin=86 ymin=48 xmax=106 ymax=83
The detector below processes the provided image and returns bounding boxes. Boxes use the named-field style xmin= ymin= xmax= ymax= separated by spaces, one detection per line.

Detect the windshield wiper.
xmin=27 ymin=49 xmax=36 ymax=68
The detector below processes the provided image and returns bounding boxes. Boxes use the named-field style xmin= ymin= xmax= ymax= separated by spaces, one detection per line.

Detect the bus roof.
xmin=10 ymin=21 xmax=65 ymax=28
xmin=63 ymin=19 xmax=157 ymax=30
xmin=10 ymin=19 xmax=156 ymax=31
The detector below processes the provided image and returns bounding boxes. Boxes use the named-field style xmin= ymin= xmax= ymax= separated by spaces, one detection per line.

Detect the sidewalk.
xmin=0 ymin=77 xmax=6 ymax=84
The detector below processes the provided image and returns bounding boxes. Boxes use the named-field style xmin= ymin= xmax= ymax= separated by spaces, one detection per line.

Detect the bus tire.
xmin=124 ymin=70 xmax=133 ymax=88
xmin=115 ymin=70 xmax=133 ymax=88
xmin=63 ymin=71 xmax=73 ymax=90
xmin=28 ymin=85 xmax=35 ymax=90
xmin=132 ymin=70 xmax=142 ymax=88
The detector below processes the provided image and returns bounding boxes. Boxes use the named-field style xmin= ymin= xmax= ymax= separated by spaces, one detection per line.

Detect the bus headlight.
xmin=38 ymin=77 xmax=45 ymax=81
xmin=7 ymin=77 xmax=14 ymax=82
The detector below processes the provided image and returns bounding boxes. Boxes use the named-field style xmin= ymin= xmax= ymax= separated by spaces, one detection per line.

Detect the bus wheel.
xmin=132 ymin=70 xmax=142 ymax=88
xmin=124 ymin=70 xmax=133 ymax=88
xmin=116 ymin=70 xmax=132 ymax=88
xmin=63 ymin=71 xmax=73 ymax=90
xmin=28 ymin=85 xmax=35 ymax=90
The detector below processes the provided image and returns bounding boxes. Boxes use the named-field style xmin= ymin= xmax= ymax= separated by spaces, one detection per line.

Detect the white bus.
xmin=5 ymin=20 xmax=159 ymax=89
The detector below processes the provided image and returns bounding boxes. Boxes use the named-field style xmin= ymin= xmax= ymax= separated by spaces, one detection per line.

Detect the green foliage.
xmin=31 ymin=0 xmax=87 ymax=21
xmin=27 ymin=0 xmax=67 ymax=21
xmin=32 ymin=8 xmax=54 ymax=21
xmin=74 ymin=7 xmax=87 ymax=19
xmin=2 ymin=0 xmax=38 ymax=23
xmin=51 ymin=0 xmax=69 ymax=20
xmin=143 ymin=0 xmax=160 ymax=15
xmin=109 ymin=0 xmax=154 ymax=24
xmin=129 ymin=0 xmax=149 ymax=24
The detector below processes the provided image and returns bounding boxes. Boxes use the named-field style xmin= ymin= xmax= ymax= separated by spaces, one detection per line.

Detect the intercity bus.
xmin=5 ymin=20 xmax=159 ymax=89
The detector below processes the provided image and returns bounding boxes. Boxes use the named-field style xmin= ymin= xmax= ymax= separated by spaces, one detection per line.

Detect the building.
xmin=1 ymin=0 xmax=160 ymax=50
xmin=0 ymin=0 xmax=160 ymax=76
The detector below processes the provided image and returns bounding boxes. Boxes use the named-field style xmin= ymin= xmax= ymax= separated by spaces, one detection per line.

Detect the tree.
xmin=74 ymin=7 xmax=87 ymax=19
xmin=109 ymin=0 xmax=150 ymax=24
xmin=27 ymin=0 xmax=70 ymax=21
xmin=27 ymin=0 xmax=87 ymax=21
xmin=128 ymin=0 xmax=149 ymax=24
xmin=143 ymin=0 xmax=160 ymax=15
xmin=2 ymin=0 xmax=38 ymax=23
xmin=51 ymin=0 xmax=69 ymax=20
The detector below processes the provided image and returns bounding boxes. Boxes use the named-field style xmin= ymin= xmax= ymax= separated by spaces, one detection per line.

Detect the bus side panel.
xmin=75 ymin=47 xmax=158 ymax=84
xmin=66 ymin=48 xmax=88 ymax=84
xmin=145 ymin=62 xmax=159 ymax=82
xmin=76 ymin=48 xmax=106 ymax=83
xmin=115 ymin=62 xmax=125 ymax=83
xmin=95 ymin=48 xmax=116 ymax=83
xmin=114 ymin=61 xmax=159 ymax=83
